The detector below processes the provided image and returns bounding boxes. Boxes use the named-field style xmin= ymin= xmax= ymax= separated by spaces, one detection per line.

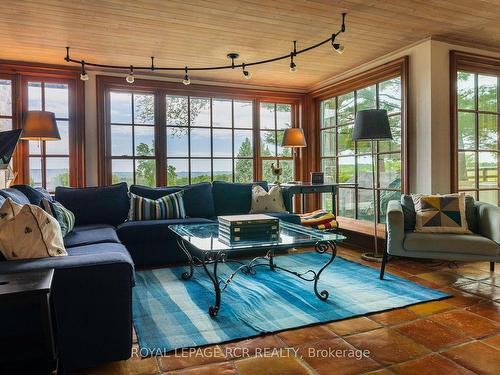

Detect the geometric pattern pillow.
xmin=40 ymin=198 xmax=75 ymax=237
xmin=128 ymin=191 xmax=186 ymax=221
xmin=412 ymin=193 xmax=471 ymax=234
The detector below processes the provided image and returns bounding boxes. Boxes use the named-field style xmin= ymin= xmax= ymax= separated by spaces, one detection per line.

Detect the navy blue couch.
xmin=0 ymin=181 xmax=299 ymax=371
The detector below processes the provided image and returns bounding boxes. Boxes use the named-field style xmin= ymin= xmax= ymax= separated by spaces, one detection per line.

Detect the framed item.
xmin=310 ymin=172 xmax=324 ymax=184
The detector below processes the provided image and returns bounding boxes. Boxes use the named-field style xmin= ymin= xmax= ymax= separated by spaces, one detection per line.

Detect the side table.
xmin=0 ymin=269 xmax=57 ymax=374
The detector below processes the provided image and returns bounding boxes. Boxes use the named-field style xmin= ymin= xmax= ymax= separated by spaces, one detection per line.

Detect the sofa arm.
xmin=476 ymin=202 xmax=500 ymax=245
xmin=386 ymin=200 xmax=405 ymax=255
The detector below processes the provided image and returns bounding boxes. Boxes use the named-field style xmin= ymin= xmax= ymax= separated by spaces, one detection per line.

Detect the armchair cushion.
xmin=404 ymin=232 xmax=500 ymax=257
xmin=476 ymin=202 xmax=500 ymax=245
xmin=386 ymin=200 xmax=405 ymax=255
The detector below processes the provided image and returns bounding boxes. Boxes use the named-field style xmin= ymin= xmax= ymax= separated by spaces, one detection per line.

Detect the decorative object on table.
xmin=281 ymin=127 xmax=307 ymax=183
xmin=0 ymin=129 xmax=22 ymax=189
xmin=412 ymin=193 xmax=471 ymax=234
xmin=270 ymin=161 xmax=282 ymax=184
xmin=352 ymin=109 xmax=392 ymax=262
xmin=310 ymin=172 xmax=324 ymax=184
xmin=249 ymin=184 xmax=287 ymax=214
xmin=128 ymin=191 xmax=186 ymax=221
xmin=0 ymin=200 xmax=66 ymax=260
xmin=0 ymin=269 xmax=57 ymax=374
xmin=132 ymin=252 xmax=448 ymax=355
xmin=300 ymin=209 xmax=338 ymax=231
xmin=40 ymin=198 xmax=76 ymax=237
xmin=218 ymin=213 xmax=279 ymax=244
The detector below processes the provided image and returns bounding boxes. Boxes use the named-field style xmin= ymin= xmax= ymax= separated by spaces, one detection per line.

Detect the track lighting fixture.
xmin=80 ymin=61 xmax=89 ymax=81
xmin=242 ymin=63 xmax=251 ymax=79
xmin=126 ymin=65 xmax=135 ymax=83
xmin=332 ymin=43 xmax=345 ymax=54
xmin=64 ymin=13 xmax=347 ymax=81
xmin=183 ymin=67 xmax=190 ymax=85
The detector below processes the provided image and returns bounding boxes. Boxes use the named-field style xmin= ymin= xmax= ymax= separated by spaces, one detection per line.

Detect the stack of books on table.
xmin=218 ymin=214 xmax=279 ymax=245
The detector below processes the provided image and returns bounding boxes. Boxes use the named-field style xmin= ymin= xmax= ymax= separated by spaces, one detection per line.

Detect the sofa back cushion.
xmin=401 ymin=194 xmax=478 ymax=233
xmin=212 ymin=181 xmax=268 ymax=216
xmin=10 ymin=185 xmax=52 ymax=205
xmin=55 ymin=183 xmax=129 ymax=226
xmin=0 ymin=188 xmax=30 ymax=205
xmin=130 ymin=182 xmax=215 ymax=218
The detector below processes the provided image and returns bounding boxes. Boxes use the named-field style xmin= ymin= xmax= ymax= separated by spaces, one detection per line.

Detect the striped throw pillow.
xmin=41 ymin=199 xmax=75 ymax=237
xmin=128 ymin=191 xmax=186 ymax=221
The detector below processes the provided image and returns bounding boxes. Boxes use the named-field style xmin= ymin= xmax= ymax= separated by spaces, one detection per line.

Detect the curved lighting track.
xmin=64 ymin=13 xmax=347 ymax=77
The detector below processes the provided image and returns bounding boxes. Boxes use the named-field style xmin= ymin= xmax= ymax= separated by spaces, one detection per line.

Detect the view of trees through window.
xmin=0 ymin=80 xmax=12 ymax=132
xmin=456 ymin=71 xmax=499 ymax=205
xmin=320 ymin=76 xmax=403 ymax=223
xmin=108 ymin=91 xmax=295 ymax=186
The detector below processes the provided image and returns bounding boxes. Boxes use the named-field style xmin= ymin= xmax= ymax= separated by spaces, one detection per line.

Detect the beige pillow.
xmin=0 ymin=198 xmax=22 ymax=224
xmin=0 ymin=203 xmax=67 ymax=260
xmin=413 ymin=193 xmax=471 ymax=234
xmin=249 ymin=185 xmax=287 ymax=213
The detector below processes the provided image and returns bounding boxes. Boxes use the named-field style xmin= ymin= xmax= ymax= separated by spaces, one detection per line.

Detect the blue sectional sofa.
xmin=0 ymin=181 xmax=299 ymax=371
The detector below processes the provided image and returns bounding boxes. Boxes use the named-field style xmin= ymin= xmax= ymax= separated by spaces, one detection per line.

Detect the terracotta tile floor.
xmin=77 ymin=247 xmax=499 ymax=375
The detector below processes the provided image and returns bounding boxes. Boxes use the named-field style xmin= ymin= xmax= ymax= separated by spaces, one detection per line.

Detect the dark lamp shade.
xmin=353 ymin=109 xmax=392 ymax=141
xmin=281 ymin=128 xmax=307 ymax=148
xmin=21 ymin=111 xmax=60 ymax=141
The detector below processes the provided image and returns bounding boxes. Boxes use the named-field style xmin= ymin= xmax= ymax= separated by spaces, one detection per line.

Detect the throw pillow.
xmin=249 ymin=184 xmax=287 ymax=214
xmin=0 ymin=197 xmax=22 ymax=224
xmin=41 ymin=198 xmax=75 ymax=237
xmin=0 ymin=204 xmax=67 ymax=260
xmin=412 ymin=193 xmax=471 ymax=234
xmin=128 ymin=191 xmax=186 ymax=221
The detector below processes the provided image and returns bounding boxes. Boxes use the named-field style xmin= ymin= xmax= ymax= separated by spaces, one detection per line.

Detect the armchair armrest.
xmin=386 ymin=200 xmax=405 ymax=255
xmin=476 ymin=202 xmax=500 ymax=245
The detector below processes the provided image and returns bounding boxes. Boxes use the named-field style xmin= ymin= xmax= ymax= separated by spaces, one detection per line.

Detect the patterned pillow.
xmin=41 ymin=198 xmax=75 ymax=237
xmin=0 ymin=204 xmax=67 ymax=260
xmin=412 ymin=193 xmax=471 ymax=234
xmin=249 ymin=185 xmax=287 ymax=213
xmin=128 ymin=191 xmax=186 ymax=221
xmin=0 ymin=198 xmax=23 ymax=224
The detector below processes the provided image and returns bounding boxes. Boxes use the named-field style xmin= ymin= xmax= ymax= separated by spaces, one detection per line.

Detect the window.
xmin=27 ymin=81 xmax=71 ymax=191
xmin=317 ymin=58 xmax=407 ymax=223
xmin=109 ymin=91 xmax=156 ymax=187
xmin=100 ymin=76 xmax=302 ymax=186
xmin=454 ymin=70 xmax=499 ymax=205
xmin=259 ymin=103 xmax=294 ymax=183
xmin=0 ymin=64 xmax=85 ymax=190
xmin=165 ymin=96 xmax=254 ymax=185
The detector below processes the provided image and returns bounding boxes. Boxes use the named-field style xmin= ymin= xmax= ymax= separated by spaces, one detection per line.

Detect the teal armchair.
xmin=380 ymin=199 xmax=500 ymax=279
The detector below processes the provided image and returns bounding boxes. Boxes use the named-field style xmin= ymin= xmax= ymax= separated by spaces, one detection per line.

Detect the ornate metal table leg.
xmin=177 ymin=239 xmax=194 ymax=280
xmin=313 ymin=241 xmax=337 ymax=300
xmin=201 ymin=251 xmax=225 ymax=317
xmin=268 ymin=249 xmax=276 ymax=271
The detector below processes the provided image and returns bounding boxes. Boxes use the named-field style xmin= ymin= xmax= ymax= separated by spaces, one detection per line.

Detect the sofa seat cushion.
xmin=64 ymin=224 xmax=120 ymax=248
xmin=404 ymin=232 xmax=500 ymax=257
xmin=116 ymin=218 xmax=214 ymax=244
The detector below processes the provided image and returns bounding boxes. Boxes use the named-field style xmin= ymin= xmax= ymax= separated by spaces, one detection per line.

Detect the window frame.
xmin=308 ymin=57 xmax=409 ymax=221
xmin=450 ymin=51 xmax=500 ymax=205
xmin=0 ymin=61 xmax=85 ymax=189
xmin=97 ymin=75 xmax=304 ymax=186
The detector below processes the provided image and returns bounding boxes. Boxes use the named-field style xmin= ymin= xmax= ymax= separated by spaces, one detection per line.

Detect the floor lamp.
xmin=352 ymin=109 xmax=392 ymax=262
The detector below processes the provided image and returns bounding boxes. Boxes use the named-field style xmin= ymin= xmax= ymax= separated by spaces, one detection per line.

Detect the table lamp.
xmin=21 ymin=111 xmax=60 ymax=141
xmin=352 ymin=109 xmax=392 ymax=262
xmin=276 ymin=128 xmax=307 ymax=184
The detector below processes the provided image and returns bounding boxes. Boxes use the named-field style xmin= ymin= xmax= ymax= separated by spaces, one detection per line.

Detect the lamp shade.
xmin=352 ymin=109 xmax=392 ymax=141
xmin=21 ymin=111 xmax=60 ymax=141
xmin=281 ymin=128 xmax=307 ymax=148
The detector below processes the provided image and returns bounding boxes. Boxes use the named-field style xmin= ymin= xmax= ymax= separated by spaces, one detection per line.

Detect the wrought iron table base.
xmin=177 ymin=240 xmax=337 ymax=317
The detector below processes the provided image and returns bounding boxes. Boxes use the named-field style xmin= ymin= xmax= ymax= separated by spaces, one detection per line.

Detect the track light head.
xmin=242 ymin=63 xmax=251 ymax=79
xmin=333 ymin=43 xmax=345 ymax=54
xmin=183 ymin=67 xmax=191 ymax=85
xmin=126 ymin=65 xmax=135 ymax=83
xmin=80 ymin=61 xmax=89 ymax=81
xmin=289 ymin=53 xmax=297 ymax=73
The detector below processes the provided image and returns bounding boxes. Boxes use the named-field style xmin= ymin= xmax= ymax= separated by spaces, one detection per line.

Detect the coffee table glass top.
xmin=169 ymin=221 xmax=346 ymax=252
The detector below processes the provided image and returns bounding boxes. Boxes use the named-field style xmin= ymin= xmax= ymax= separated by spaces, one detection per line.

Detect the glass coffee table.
xmin=169 ymin=221 xmax=346 ymax=317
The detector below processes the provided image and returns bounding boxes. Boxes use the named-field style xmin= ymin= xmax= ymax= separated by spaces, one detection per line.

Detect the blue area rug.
xmin=133 ymin=253 xmax=449 ymax=355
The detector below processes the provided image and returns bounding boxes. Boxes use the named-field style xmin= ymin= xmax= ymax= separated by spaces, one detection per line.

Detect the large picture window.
xmin=99 ymin=76 xmax=303 ymax=187
xmin=0 ymin=79 xmax=13 ymax=132
xmin=452 ymin=52 xmax=499 ymax=205
xmin=316 ymin=58 xmax=408 ymax=223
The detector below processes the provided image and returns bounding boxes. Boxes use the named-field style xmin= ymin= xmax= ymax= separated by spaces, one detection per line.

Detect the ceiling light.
xmin=183 ymin=67 xmax=190 ymax=85
xmin=126 ymin=65 xmax=135 ymax=83
xmin=80 ymin=61 xmax=89 ymax=81
xmin=242 ymin=63 xmax=251 ymax=79
xmin=333 ymin=43 xmax=345 ymax=54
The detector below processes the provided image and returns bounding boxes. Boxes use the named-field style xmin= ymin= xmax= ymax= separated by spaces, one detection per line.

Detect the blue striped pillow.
xmin=128 ymin=191 xmax=186 ymax=221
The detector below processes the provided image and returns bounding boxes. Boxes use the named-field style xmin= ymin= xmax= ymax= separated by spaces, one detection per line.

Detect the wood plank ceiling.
xmin=1 ymin=0 xmax=499 ymax=90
